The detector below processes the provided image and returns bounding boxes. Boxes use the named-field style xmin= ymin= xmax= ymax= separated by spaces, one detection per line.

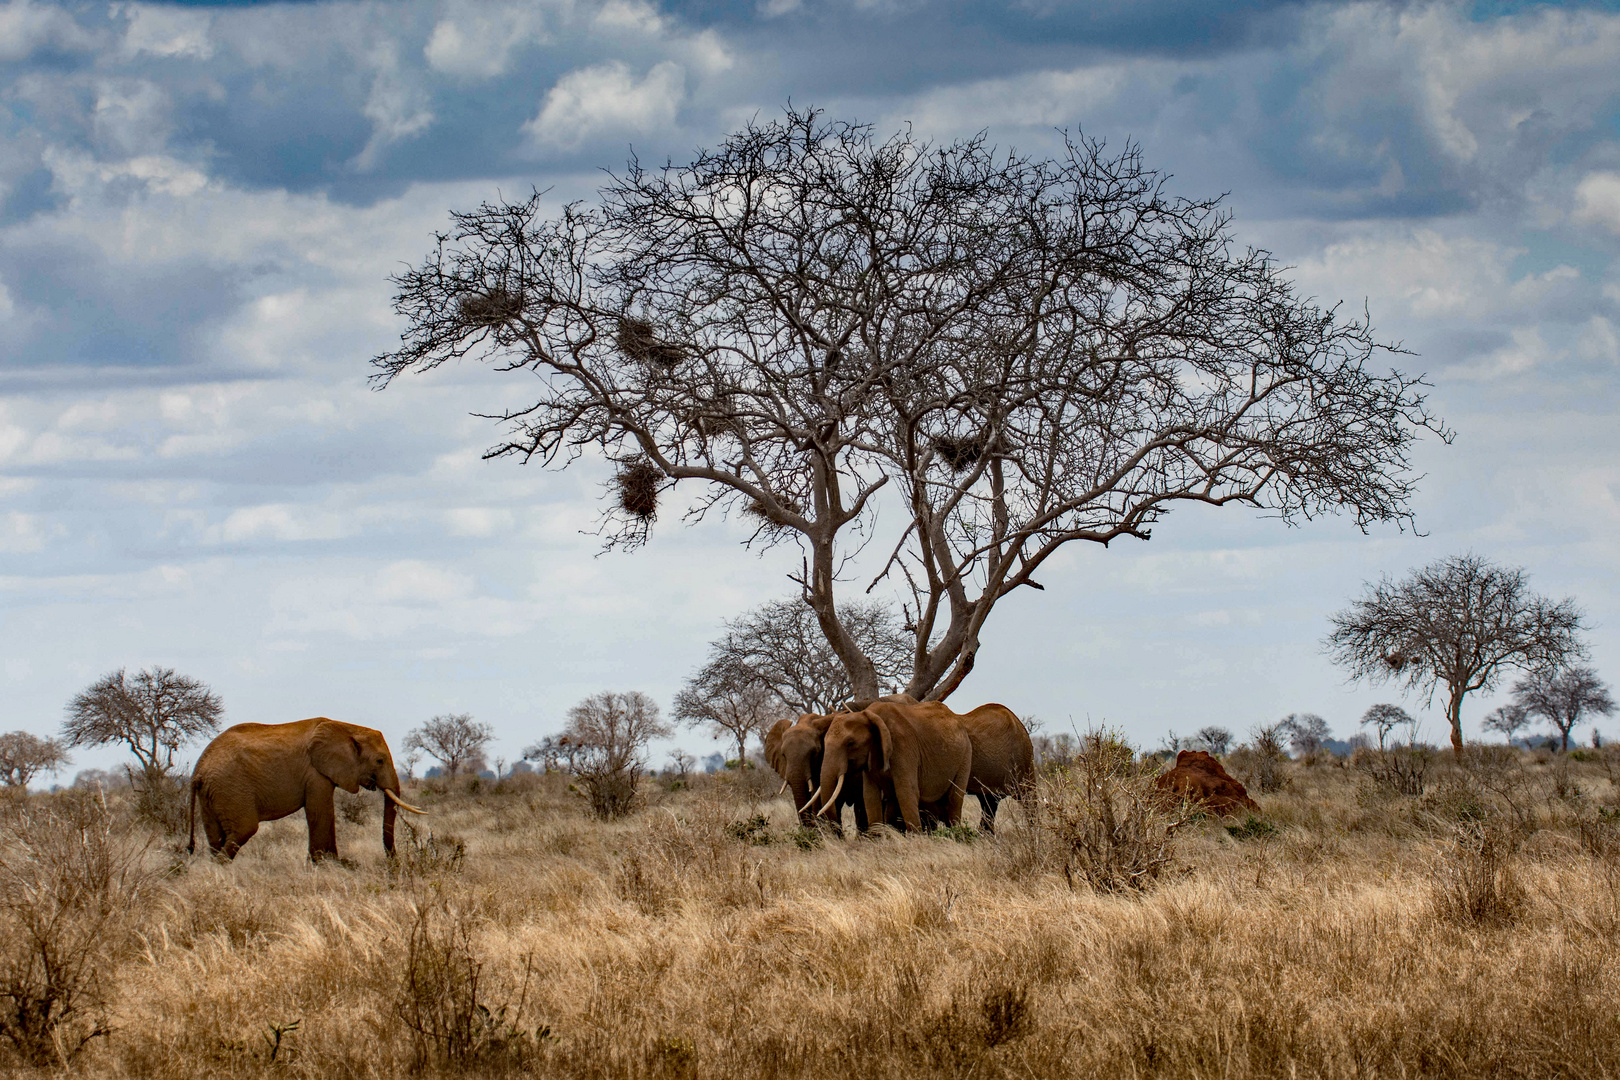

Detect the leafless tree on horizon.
xmin=1512 ymin=666 xmax=1614 ymax=752
xmin=0 ymin=732 xmax=71 ymax=791
xmin=374 ymin=107 xmax=1448 ymax=702
xmin=62 ymin=667 xmax=222 ymax=786
xmin=1326 ymin=554 xmax=1586 ymax=754
xmin=1360 ymin=703 xmax=1413 ymax=751
xmin=405 ymin=713 xmax=493 ymax=780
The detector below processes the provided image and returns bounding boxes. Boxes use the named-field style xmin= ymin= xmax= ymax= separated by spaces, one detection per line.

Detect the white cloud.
xmin=525 ymin=60 xmax=684 ymax=149
xmin=1293 ymin=228 xmax=1521 ymax=321
xmin=894 ymin=63 xmax=1132 ymax=135
xmin=0 ymin=0 xmax=91 ymax=61
xmin=593 ymin=0 xmax=665 ymax=34
xmin=1449 ymin=325 xmax=1561 ymax=379
xmin=446 ymin=507 xmax=516 ymax=537
xmin=353 ymin=42 xmax=435 ymax=170
xmin=121 ymin=4 xmax=212 ymax=60
xmin=91 ymin=79 xmax=174 ymax=158
xmin=1573 ymin=172 xmax=1620 ymax=235
xmin=1576 ymin=316 xmax=1620 ymax=365
xmin=0 ymin=511 xmax=50 ymax=554
xmin=424 ymin=0 xmax=548 ymax=78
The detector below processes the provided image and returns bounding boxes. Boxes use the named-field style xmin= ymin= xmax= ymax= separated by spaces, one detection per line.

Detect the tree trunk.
xmin=1447 ymin=687 xmax=1465 ymax=756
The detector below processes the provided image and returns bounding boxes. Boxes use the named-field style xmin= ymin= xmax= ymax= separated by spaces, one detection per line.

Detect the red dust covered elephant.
xmin=189 ymin=717 xmax=426 ymax=860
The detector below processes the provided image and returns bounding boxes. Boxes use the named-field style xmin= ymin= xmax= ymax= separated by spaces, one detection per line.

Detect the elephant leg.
xmin=941 ymin=760 xmax=969 ymax=828
xmin=893 ymin=774 xmax=923 ymax=833
xmin=979 ymin=792 xmax=1002 ymax=834
xmin=305 ymin=778 xmax=339 ymax=860
xmin=220 ymin=819 xmax=258 ymax=860
xmin=849 ymin=780 xmax=870 ymax=834
xmin=205 ymin=790 xmax=257 ymax=859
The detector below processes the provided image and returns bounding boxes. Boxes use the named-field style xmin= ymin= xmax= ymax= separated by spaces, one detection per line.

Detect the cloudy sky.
xmin=4 ymin=0 xmax=1620 ymax=781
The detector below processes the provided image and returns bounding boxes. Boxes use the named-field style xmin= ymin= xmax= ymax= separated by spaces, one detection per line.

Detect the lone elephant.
xmin=811 ymin=699 xmax=972 ymax=833
xmin=957 ymin=703 xmax=1035 ymax=833
xmin=188 ymin=717 xmax=425 ymax=860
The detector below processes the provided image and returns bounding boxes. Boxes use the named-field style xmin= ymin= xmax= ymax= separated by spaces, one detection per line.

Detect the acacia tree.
xmin=1512 ymin=666 xmax=1614 ymax=752
xmin=1284 ymin=713 xmax=1332 ymax=762
xmin=696 ymin=597 xmax=911 ymax=716
xmin=373 ymin=109 xmax=1445 ymax=701
xmin=1193 ymin=726 xmax=1232 ymax=755
xmin=0 ymin=732 xmax=70 ymax=791
xmin=1326 ymin=555 xmax=1586 ymax=754
xmin=405 ymin=713 xmax=493 ymax=780
xmin=673 ymin=660 xmax=779 ymax=768
xmin=1481 ymin=703 xmax=1532 ymax=744
xmin=62 ymin=668 xmax=222 ymax=785
xmin=1360 ymin=703 xmax=1412 ymax=751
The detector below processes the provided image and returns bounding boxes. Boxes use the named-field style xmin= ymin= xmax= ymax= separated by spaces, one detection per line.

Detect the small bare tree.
xmin=405 ymin=714 xmax=493 ymax=780
xmin=672 ymin=660 xmax=779 ymax=768
xmin=1193 ymin=726 xmax=1232 ymax=755
xmin=1285 ymin=713 xmax=1332 ymax=761
xmin=374 ymin=108 xmax=1445 ymax=704
xmin=559 ymin=691 xmax=671 ymax=818
xmin=0 ymin=732 xmax=70 ymax=791
xmin=1326 ymin=555 xmax=1585 ymax=754
xmin=62 ymin=668 xmax=222 ymax=788
xmin=1512 ymin=666 xmax=1615 ymax=753
xmin=1481 ymin=703 xmax=1532 ymax=745
xmin=1360 ymin=703 xmax=1412 ymax=751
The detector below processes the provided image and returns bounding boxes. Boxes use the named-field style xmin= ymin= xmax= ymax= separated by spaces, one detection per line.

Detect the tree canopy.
xmin=375 ymin=108 xmax=1446 ymax=701
xmin=62 ymin=667 xmax=222 ymax=781
xmin=0 ymin=732 xmax=70 ymax=790
xmin=405 ymin=713 xmax=493 ymax=779
xmin=1512 ymin=666 xmax=1614 ymax=752
xmin=1326 ymin=555 xmax=1585 ymax=753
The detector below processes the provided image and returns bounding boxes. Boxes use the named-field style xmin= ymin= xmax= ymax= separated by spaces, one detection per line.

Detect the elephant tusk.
xmin=777 ymin=780 xmax=789 ymax=798
xmin=385 ymin=789 xmax=428 ymax=815
xmin=798 ymin=785 xmax=824 ymax=815
xmin=820 ymin=773 xmax=845 ymax=815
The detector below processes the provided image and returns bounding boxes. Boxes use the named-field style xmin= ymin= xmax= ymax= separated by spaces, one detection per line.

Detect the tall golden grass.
xmin=3 ymin=746 xmax=1620 ymax=1078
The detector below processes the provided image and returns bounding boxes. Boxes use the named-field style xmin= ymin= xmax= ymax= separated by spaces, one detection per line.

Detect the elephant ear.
xmin=868 ymin=713 xmax=893 ymax=776
xmin=310 ymin=721 xmax=362 ymax=794
xmin=763 ymin=718 xmax=790 ymax=774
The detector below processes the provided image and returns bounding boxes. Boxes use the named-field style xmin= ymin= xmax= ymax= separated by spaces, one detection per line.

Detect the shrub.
xmin=1021 ymin=731 xmax=1192 ymax=892
xmin=1432 ymin=820 xmax=1524 ymax=927
xmin=0 ymin=792 xmax=154 ymax=1065
xmin=396 ymin=898 xmax=549 ymax=1069
xmin=388 ymin=822 xmax=466 ymax=884
xmin=336 ymin=789 xmax=372 ymax=825
xmin=1352 ymin=745 xmax=1432 ymax=796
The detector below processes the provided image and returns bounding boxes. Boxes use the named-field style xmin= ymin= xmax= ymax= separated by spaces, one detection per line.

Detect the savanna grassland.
xmin=4 ymin=746 xmax=1620 ymax=1079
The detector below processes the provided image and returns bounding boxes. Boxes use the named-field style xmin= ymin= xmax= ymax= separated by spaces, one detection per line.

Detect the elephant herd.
xmin=764 ymin=694 xmax=1035 ymax=835
xmin=185 ymin=698 xmax=1034 ymax=862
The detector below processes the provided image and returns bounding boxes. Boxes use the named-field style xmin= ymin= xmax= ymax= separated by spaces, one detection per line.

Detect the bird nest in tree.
xmin=617 ymin=459 xmax=663 ymax=520
xmin=743 ymin=495 xmax=802 ymax=531
xmin=934 ymin=433 xmax=987 ymax=473
xmin=616 ymin=317 xmax=685 ymax=365
xmin=457 ymin=286 xmax=525 ymax=327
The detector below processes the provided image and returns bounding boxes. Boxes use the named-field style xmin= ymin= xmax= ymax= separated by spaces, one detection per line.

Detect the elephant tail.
xmin=186 ymin=777 xmax=199 ymax=855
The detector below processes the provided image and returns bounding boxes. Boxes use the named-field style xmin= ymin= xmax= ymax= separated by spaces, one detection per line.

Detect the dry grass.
xmin=3 ymin=752 xmax=1620 ymax=1078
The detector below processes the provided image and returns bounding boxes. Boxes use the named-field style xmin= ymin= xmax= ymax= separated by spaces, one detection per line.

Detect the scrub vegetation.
xmin=3 ymin=742 xmax=1620 ymax=1078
